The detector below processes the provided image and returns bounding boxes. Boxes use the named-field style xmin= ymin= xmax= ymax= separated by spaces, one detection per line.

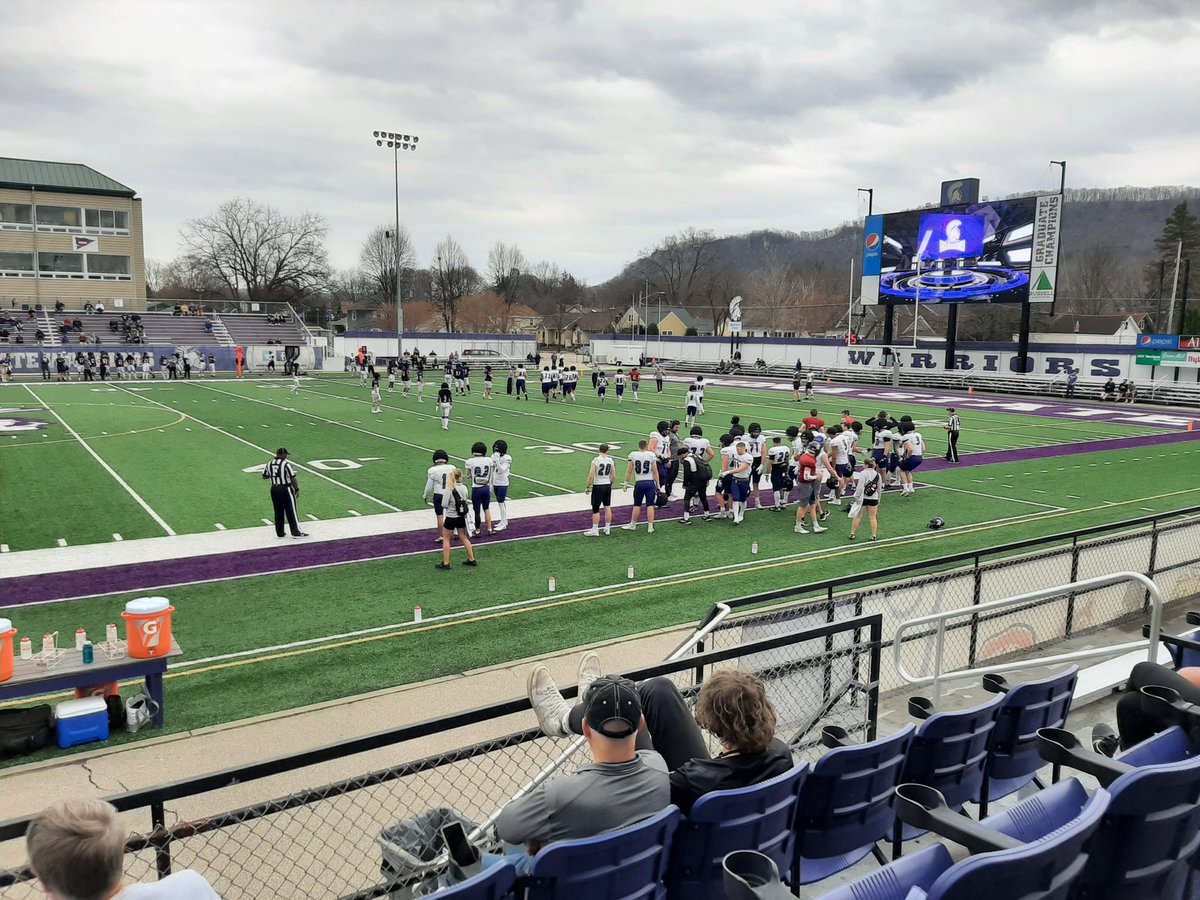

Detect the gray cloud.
xmin=1 ymin=0 xmax=1197 ymax=283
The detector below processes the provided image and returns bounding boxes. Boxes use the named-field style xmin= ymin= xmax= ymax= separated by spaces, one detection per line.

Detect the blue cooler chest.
xmin=56 ymin=697 xmax=109 ymax=749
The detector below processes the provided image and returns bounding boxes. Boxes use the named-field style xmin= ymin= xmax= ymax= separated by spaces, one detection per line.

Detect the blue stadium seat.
xmin=1036 ymin=725 xmax=1200 ymax=899
xmin=667 ymin=762 xmax=808 ymax=900
xmin=794 ymin=725 xmax=914 ymax=885
xmin=525 ymin=805 xmax=680 ymax=900
xmin=437 ymin=860 xmax=517 ymax=899
xmin=818 ymin=778 xmax=1110 ymax=900
xmin=891 ymin=694 xmax=1004 ymax=857
xmin=974 ymin=667 xmax=1078 ymax=816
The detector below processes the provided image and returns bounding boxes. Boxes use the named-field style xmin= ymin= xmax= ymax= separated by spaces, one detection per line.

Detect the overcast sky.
xmin=3 ymin=0 xmax=1198 ymax=284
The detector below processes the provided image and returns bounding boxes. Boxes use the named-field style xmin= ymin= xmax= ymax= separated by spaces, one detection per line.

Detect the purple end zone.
xmin=3 ymin=429 xmax=1198 ymax=607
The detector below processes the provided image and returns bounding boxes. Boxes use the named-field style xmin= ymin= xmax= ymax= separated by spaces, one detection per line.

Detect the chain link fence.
xmin=707 ymin=512 xmax=1200 ymax=696
xmin=0 ymin=617 xmax=880 ymax=900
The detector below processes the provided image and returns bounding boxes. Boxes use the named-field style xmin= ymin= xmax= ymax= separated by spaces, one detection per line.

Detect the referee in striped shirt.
xmin=944 ymin=408 xmax=961 ymax=462
xmin=263 ymin=448 xmax=308 ymax=537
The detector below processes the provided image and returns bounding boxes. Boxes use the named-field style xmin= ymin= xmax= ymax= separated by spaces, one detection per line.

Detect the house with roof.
xmin=0 ymin=157 xmax=147 ymax=309
xmin=617 ymin=303 xmax=713 ymax=336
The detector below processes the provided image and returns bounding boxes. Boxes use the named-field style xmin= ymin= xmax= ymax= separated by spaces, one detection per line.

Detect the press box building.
xmin=0 ymin=157 xmax=147 ymax=310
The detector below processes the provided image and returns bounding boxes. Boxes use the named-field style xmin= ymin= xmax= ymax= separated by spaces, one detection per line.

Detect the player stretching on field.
xmin=582 ymin=444 xmax=616 ymax=536
xmin=437 ymin=381 xmax=453 ymax=429
xmin=622 ymin=440 xmax=661 ymax=532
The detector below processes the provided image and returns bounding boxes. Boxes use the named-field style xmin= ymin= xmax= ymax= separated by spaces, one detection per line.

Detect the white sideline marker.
xmin=348 ymin=509 xmax=362 ymax=516
xmin=214 ymin=523 xmax=226 ymax=530
xmin=57 ymin=538 xmax=67 ymax=547
xmin=261 ymin=518 xmax=273 ymax=525
xmin=0 ymin=544 xmax=9 ymax=553
xmin=306 ymin=514 xmax=319 ymax=521
xmin=112 ymin=533 xmax=123 ymax=542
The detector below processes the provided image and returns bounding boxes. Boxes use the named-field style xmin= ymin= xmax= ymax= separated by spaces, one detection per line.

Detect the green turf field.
xmin=2 ymin=374 xmax=1198 ymax=761
xmin=0 ymin=376 xmax=1178 ymax=550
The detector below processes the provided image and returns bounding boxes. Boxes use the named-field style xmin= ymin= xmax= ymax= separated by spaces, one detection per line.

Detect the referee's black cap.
xmin=276 ymin=447 xmax=288 ymax=457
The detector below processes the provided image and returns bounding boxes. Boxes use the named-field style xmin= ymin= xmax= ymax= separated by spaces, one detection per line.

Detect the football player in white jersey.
xmin=766 ymin=436 xmax=791 ymax=510
xmin=685 ymin=387 xmax=702 ymax=427
xmin=728 ymin=441 xmax=753 ymax=524
xmin=694 ymin=375 xmax=706 ymax=415
xmin=745 ymin=423 xmax=767 ymax=509
xmin=683 ymin=425 xmax=714 ymax=462
xmin=490 ymin=439 xmax=512 ymax=532
xmin=622 ymin=440 xmax=661 ymax=532
xmin=614 ymin=368 xmax=627 ymax=403
xmin=540 ymin=366 xmax=555 ymax=402
xmin=466 ymin=441 xmax=495 ymax=536
xmin=422 ymin=449 xmax=458 ymax=544
xmin=583 ymin=443 xmax=617 ymax=536
xmin=897 ymin=422 xmax=925 ymax=496
xmin=515 ymin=364 xmax=528 ymax=400
xmin=715 ymin=433 xmax=736 ymax=518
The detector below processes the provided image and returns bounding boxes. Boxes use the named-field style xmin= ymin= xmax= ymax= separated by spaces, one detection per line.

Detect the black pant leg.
xmin=637 ymin=677 xmax=712 ymax=771
xmin=1117 ymin=662 xmax=1200 ymax=748
xmin=270 ymin=485 xmax=287 ymax=536
xmin=948 ymin=431 xmax=959 ymax=461
xmin=282 ymin=487 xmax=301 ymax=535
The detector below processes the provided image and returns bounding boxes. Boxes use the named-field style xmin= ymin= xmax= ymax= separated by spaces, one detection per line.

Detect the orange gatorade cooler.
xmin=122 ymin=598 xmax=174 ymax=659
xmin=0 ymin=619 xmax=14 ymax=682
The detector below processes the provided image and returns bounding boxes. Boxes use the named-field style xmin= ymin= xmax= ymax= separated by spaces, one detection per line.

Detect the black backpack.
xmin=0 ymin=705 xmax=53 ymax=758
xmin=694 ymin=457 xmax=713 ymax=482
xmin=452 ymin=488 xmax=469 ymax=518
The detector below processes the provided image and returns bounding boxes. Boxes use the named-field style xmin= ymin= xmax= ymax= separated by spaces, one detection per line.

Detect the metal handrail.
xmin=893 ymin=572 xmax=1164 ymax=703
xmin=468 ymin=602 xmax=733 ymax=842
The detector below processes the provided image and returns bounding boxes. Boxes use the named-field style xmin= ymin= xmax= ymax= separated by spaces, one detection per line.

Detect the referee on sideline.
xmin=263 ymin=448 xmax=308 ymax=537
xmin=944 ymin=407 xmax=962 ymax=462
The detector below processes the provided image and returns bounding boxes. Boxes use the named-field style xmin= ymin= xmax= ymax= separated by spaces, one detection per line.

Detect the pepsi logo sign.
xmin=864 ymin=233 xmax=881 ymax=250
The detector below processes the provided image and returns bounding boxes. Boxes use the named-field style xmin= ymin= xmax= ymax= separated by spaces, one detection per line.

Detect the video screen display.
xmin=870 ymin=196 xmax=1038 ymax=303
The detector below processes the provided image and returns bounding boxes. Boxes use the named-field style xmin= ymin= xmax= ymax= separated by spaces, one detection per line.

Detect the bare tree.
xmin=359 ymin=224 xmax=418 ymax=307
xmin=745 ymin=250 xmax=806 ymax=334
xmin=696 ymin=264 xmax=741 ymax=335
xmin=638 ymin=228 xmax=725 ymax=309
xmin=180 ymin=198 xmax=330 ymax=301
xmin=1061 ymin=240 xmax=1124 ymax=315
xmin=145 ymin=256 xmax=224 ymax=300
xmin=431 ymin=236 xmax=479 ymax=333
xmin=486 ymin=241 xmax=528 ymax=331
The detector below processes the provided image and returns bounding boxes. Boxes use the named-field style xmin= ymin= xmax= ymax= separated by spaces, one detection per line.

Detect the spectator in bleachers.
xmin=54 ymin=301 xmax=65 ymax=313
xmin=471 ymin=674 xmax=668 ymax=877
xmin=1093 ymin=661 xmax=1200 ymax=755
xmin=1101 ymin=378 xmax=1116 ymax=401
xmin=35 ymin=328 xmax=45 ymax=343
xmin=83 ymin=301 xmax=95 ymax=313
xmin=95 ymin=302 xmax=105 ymax=313
xmin=25 ymin=798 xmax=220 ymax=899
xmin=528 ymin=661 xmax=792 ymax=815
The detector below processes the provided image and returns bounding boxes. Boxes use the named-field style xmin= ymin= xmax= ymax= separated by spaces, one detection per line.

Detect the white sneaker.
xmin=577 ymin=651 xmax=602 ymax=700
xmin=794 ymin=524 xmax=809 ymax=534
xmin=620 ymin=523 xmax=637 ymax=531
xmin=526 ymin=665 xmax=571 ymax=738
xmin=603 ymin=527 xmax=611 ymax=535
xmin=647 ymin=524 xmax=655 ymax=533
xmin=493 ymin=524 xmax=507 ymax=533
xmin=812 ymin=523 xmax=827 ymax=533
xmin=582 ymin=528 xmax=599 ymax=537
xmin=828 ymin=498 xmax=842 ymax=506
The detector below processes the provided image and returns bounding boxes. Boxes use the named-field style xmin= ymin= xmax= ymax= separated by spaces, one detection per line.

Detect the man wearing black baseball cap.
xmin=489 ymin=673 xmax=668 ymax=874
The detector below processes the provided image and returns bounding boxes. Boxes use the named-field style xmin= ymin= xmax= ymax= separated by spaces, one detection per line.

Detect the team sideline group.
xmin=414 ymin=365 xmax=953 ymax=567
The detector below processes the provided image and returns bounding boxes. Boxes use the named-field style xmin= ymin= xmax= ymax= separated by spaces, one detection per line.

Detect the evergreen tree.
xmin=1144 ymin=202 xmax=1200 ymax=297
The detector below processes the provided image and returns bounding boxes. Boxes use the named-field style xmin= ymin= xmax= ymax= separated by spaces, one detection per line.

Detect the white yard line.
xmin=24 ymin=385 xmax=176 ymax=536
xmin=113 ymin=385 xmax=401 ymax=513
xmin=200 ymin=382 xmax=573 ymax=494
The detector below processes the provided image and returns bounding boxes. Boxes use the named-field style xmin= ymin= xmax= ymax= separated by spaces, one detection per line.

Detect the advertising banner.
xmin=1137 ymin=334 xmax=1180 ymax=350
xmin=1136 ymin=349 xmax=1200 ymax=369
xmin=1029 ymin=193 xmax=1062 ymax=304
xmin=860 ymin=214 xmax=884 ymax=306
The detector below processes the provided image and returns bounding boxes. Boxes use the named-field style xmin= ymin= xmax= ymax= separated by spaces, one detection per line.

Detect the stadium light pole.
xmin=373 ymin=130 xmax=419 ymax=358
xmin=857 ymin=187 xmax=873 ymax=216
xmin=1050 ymin=160 xmax=1066 ymax=195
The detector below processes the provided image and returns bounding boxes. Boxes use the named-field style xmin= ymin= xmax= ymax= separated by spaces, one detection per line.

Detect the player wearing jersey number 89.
xmin=622 ymin=440 xmax=662 ymax=533
xmin=583 ymin=444 xmax=616 ymax=536
xmin=467 ymin=442 xmax=495 ymax=536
